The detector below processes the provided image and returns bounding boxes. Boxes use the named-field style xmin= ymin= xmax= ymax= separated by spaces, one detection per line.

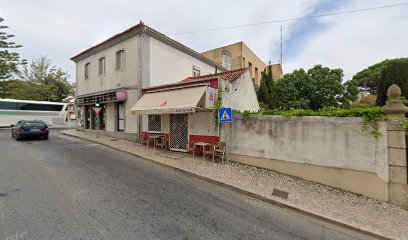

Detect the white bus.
xmin=0 ymin=99 xmax=68 ymax=127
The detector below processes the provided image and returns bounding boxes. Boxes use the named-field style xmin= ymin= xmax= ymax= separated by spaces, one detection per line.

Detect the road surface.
xmin=0 ymin=129 xmax=376 ymax=240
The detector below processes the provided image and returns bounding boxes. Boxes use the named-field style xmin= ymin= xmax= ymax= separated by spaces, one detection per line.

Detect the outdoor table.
xmin=194 ymin=142 xmax=210 ymax=159
xmin=147 ymin=135 xmax=164 ymax=149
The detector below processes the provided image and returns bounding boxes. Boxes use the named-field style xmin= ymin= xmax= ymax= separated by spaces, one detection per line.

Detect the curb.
xmin=61 ymin=131 xmax=394 ymax=240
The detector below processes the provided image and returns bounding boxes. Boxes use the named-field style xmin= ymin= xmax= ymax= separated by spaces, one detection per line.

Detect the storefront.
xmin=131 ymin=85 xmax=219 ymax=152
xmin=76 ymin=90 xmax=128 ymax=132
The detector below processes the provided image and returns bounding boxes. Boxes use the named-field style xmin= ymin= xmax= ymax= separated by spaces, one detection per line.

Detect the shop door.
xmin=169 ymin=114 xmax=189 ymax=152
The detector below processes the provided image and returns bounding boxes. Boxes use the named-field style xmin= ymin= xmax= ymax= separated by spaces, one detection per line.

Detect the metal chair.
xmin=140 ymin=132 xmax=148 ymax=145
xmin=203 ymin=144 xmax=214 ymax=159
xmin=212 ymin=142 xmax=226 ymax=164
xmin=187 ymin=141 xmax=197 ymax=156
xmin=156 ymin=135 xmax=168 ymax=150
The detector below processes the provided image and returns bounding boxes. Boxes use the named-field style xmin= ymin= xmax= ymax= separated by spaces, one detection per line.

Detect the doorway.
xmin=169 ymin=114 xmax=189 ymax=152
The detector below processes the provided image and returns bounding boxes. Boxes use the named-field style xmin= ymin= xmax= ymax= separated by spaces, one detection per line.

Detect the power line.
xmin=172 ymin=2 xmax=408 ymax=35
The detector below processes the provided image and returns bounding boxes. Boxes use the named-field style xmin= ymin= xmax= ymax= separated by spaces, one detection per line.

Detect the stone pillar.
xmin=382 ymin=84 xmax=408 ymax=209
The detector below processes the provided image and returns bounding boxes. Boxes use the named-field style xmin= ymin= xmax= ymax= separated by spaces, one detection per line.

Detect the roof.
xmin=71 ymin=21 xmax=225 ymax=71
xmin=180 ymin=68 xmax=248 ymax=83
xmin=142 ymin=68 xmax=248 ymax=93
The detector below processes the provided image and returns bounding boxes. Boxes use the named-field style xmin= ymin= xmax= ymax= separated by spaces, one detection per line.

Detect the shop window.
xmin=148 ymin=114 xmax=162 ymax=132
xmin=117 ymin=102 xmax=125 ymax=131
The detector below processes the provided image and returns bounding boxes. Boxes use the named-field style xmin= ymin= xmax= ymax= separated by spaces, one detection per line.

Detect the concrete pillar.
xmin=382 ymin=84 xmax=408 ymax=209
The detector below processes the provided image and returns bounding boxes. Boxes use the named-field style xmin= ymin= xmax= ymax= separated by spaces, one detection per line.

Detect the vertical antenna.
xmin=280 ymin=26 xmax=283 ymax=67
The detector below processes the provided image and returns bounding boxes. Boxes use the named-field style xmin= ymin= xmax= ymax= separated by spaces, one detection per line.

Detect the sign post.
xmin=92 ymin=104 xmax=103 ymax=138
xmin=219 ymin=108 xmax=233 ymax=164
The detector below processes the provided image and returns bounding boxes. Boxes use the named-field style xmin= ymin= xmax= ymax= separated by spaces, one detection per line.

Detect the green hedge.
xmin=234 ymin=106 xmax=384 ymax=118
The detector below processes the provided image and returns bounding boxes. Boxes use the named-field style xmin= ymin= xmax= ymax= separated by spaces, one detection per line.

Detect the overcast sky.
xmin=1 ymin=0 xmax=408 ymax=82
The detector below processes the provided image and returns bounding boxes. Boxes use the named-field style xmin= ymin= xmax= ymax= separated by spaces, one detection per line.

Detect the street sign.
xmin=219 ymin=108 xmax=233 ymax=123
xmin=92 ymin=107 xmax=103 ymax=116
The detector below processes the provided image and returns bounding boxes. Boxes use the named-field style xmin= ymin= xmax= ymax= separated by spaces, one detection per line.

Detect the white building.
xmin=71 ymin=21 xmax=225 ymax=140
xmin=130 ymin=68 xmax=259 ymax=152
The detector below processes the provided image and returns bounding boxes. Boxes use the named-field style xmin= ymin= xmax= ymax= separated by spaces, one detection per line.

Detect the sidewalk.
xmin=61 ymin=129 xmax=408 ymax=240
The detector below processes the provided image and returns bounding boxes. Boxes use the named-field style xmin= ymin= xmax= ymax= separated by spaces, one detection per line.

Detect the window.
xmin=0 ymin=102 xmax=64 ymax=111
xmin=192 ymin=66 xmax=200 ymax=77
xmin=85 ymin=63 xmax=90 ymax=79
xmin=98 ymin=57 xmax=106 ymax=75
xmin=116 ymin=50 xmax=125 ymax=70
xmin=148 ymin=115 xmax=162 ymax=132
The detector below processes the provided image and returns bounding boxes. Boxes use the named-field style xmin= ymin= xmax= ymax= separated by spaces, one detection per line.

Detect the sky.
xmin=1 ymin=0 xmax=408 ymax=82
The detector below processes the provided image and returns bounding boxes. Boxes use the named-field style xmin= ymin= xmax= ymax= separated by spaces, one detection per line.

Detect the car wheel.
xmin=44 ymin=136 xmax=48 ymax=140
xmin=15 ymin=136 xmax=21 ymax=141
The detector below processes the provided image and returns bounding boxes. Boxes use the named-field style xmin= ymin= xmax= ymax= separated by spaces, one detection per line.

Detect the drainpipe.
xmin=137 ymin=26 xmax=147 ymax=141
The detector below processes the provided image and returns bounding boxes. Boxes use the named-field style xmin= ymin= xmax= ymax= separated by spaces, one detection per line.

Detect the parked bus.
xmin=0 ymin=99 xmax=68 ymax=127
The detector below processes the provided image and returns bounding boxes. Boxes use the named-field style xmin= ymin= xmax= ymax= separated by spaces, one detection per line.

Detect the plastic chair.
xmin=212 ymin=142 xmax=226 ymax=164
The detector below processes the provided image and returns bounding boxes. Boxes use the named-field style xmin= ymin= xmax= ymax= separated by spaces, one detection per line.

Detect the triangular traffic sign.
xmin=221 ymin=110 xmax=231 ymax=121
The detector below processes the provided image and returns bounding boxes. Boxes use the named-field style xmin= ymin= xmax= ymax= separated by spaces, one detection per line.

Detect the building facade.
xmin=201 ymin=42 xmax=283 ymax=86
xmin=71 ymin=22 xmax=225 ymax=140
xmin=131 ymin=68 xmax=259 ymax=152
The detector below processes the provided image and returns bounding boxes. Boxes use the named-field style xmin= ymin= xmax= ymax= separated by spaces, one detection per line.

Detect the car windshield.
xmin=23 ymin=121 xmax=46 ymax=127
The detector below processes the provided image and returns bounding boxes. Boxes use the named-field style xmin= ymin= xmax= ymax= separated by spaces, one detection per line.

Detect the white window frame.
xmin=192 ymin=66 xmax=200 ymax=77
xmin=116 ymin=50 xmax=125 ymax=71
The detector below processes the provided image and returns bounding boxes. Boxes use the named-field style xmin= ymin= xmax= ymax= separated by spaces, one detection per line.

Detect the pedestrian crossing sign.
xmin=219 ymin=108 xmax=233 ymax=123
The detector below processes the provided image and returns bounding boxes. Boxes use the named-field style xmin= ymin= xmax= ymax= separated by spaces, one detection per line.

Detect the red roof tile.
xmin=180 ymin=68 xmax=248 ymax=83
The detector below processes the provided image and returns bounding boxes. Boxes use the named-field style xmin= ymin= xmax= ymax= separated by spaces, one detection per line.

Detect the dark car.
xmin=11 ymin=120 xmax=49 ymax=140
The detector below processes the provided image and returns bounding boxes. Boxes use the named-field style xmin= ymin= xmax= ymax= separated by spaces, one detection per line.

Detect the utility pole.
xmin=280 ymin=26 xmax=283 ymax=67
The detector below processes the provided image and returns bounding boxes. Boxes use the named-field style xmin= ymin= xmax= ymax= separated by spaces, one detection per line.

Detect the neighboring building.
xmin=63 ymin=96 xmax=76 ymax=121
xmin=269 ymin=63 xmax=283 ymax=82
xmin=71 ymin=21 xmax=225 ymax=140
xmin=131 ymin=68 xmax=259 ymax=152
xmin=201 ymin=41 xmax=283 ymax=86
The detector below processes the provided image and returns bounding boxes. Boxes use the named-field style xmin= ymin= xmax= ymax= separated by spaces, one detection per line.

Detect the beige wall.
xmin=241 ymin=43 xmax=267 ymax=86
xmin=189 ymin=112 xmax=218 ymax=136
xmin=106 ymin=103 xmax=117 ymax=131
xmin=125 ymin=89 xmax=140 ymax=133
xmin=76 ymin=36 xmax=140 ymax=96
xmin=202 ymin=42 xmax=267 ymax=86
xmin=225 ymin=115 xmax=391 ymax=201
xmin=231 ymin=154 xmax=389 ymax=201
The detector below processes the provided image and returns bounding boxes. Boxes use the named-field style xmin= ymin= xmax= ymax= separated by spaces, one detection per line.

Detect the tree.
xmin=18 ymin=56 xmax=75 ymax=102
xmin=376 ymin=61 xmax=408 ymax=106
xmin=351 ymin=58 xmax=408 ymax=94
xmin=0 ymin=17 xmax=26 ymax=98
xmin=260 ymin=65 xmax=358 ymax=110
xmin=257 ymin=66 xmax=274 ymax=108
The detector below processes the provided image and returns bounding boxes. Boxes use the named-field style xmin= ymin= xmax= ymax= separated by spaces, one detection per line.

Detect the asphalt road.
xmin=0 ymin=129 xmax=376 ymax=240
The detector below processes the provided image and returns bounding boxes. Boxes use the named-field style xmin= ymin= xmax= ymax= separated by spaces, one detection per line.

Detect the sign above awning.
xmin=131 ymin=86 xmax=207 ymax=115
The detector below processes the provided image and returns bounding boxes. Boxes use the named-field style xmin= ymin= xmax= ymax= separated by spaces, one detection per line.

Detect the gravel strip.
xmin=62 ymin=130 xmax=408 ymax=240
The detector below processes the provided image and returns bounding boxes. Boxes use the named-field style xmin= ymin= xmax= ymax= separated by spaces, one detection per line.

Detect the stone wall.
xmin=224 ymin=111 xmax=408 ymax=207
